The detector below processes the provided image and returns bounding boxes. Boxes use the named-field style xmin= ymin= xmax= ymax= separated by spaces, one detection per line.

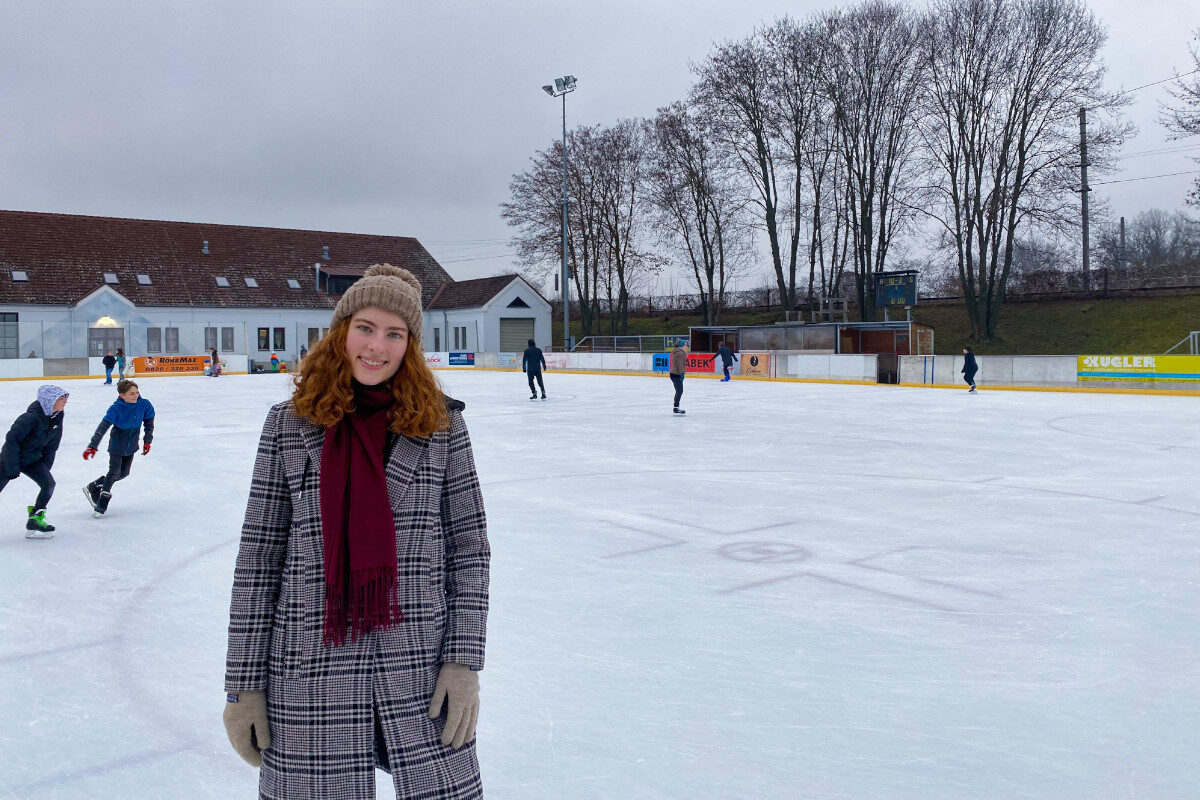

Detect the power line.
xmin=1115 ymin=143 xmax=1200 ymax=160
xmin=1091 ymin=168 xmax=1200 ymax=186
xmin=1113 ymin=68 xmax=1200 ymax=99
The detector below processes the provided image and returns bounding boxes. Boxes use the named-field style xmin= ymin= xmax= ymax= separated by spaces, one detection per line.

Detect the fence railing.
xmin=1165 ymin=331 xmax=1200 ymax=355
xmin=572 ymin=334 xmax=689 ymax=353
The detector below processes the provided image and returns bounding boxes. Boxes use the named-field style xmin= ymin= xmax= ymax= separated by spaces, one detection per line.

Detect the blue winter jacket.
xmin=89 ymin=397 xmax=156 ymax=456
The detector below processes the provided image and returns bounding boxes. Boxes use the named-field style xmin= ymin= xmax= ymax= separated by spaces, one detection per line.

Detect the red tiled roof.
xmin=0 ymin=210 xmax=454 ymax=309
xmin=427 ymin=275 xmax=523 ymax=310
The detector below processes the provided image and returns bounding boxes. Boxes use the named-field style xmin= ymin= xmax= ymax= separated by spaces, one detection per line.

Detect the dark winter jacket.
xmin=522 ymin=345 xmax=546 ymax=373
xmin=962 ymin=352 xmax=978 ymax=374
xmin=715 ymin=345 xmax=738 ymax=367
xmin=2 ymin=387 xmax=68 ymax=476
xmin=102 ymin=354 xmax=117 ymax=369
xmin=89 ymin=397 xmax=156 ymax=456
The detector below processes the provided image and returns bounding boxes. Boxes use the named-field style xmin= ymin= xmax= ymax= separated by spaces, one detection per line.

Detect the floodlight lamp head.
xmin=542 ymin=84 xmax=555 ymax=96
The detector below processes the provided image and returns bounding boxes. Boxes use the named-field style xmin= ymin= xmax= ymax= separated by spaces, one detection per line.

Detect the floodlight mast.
xmin=542 ymin=75 xmax=577 ymax=351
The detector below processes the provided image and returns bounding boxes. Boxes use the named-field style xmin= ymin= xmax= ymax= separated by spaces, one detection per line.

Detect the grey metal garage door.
xmin=499 ymin=318 xmax=536 ymax=352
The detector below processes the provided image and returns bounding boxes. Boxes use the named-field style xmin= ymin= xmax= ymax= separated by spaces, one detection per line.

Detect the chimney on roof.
xmin=322 ymin=245 xmax=330 ymax=261
xmin=202 ymin=240 xmax=210 ymax=255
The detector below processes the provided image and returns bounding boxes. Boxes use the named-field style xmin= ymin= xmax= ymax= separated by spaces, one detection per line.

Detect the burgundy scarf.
xmin=320 ymin=382 xmax=403 ymax=647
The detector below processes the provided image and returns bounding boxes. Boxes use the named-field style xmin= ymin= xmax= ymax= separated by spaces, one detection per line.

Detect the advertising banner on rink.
xmin=425 ymin=352 xmax=475 ymax=368
xmin=132 ymin=355 xmax=209 ymax=374
xmin=740 ymin=352 xmax=771 ymax=377
xmin=449 ymin=352 xmax=475 ymax=366
xmin=685 ymin=352 xmax=717 ymax=374
xmin=653 ymin=353 xmax=670 ymax=372
xmin=1077 ymin=355 xmax=1200 ymax=382
xmin=497 ymin=352 xmax=519 ymax=368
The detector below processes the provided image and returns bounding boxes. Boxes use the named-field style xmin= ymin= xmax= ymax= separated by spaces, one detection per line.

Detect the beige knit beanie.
xmin=330 ymin=264 xmax=424 ymax=340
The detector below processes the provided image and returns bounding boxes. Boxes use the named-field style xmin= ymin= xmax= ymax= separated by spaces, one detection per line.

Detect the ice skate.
xmin=673 ymin=407 xmax=685 ymax=415
xmin=83 ymin=479 xmax=103 ymax=511
xmin=25 ymin=506 xmax=55 ymax=538
xmin=93 ymin=491 xmax=112 ymax=518
xmin=530 ymin=393 xmax=538 ymax=401
xmin=540 ymin=393 xmax=547 ymax=400
xmin=969 ymin=386 xmax=977 ymax=394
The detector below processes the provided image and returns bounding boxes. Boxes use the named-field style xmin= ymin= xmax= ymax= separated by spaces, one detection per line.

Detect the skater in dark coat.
xmin=1 ymin=384 xmax=68 ymax=538
xmin=961 ymin=347 xmax=979 ymax=393
xmin=224 ymin=264 xmax=490 ymax=800
xmin=522 ymin=339 xmax=547 ymax=400
xmin=83 ymin=379 xmax=155 ymax=516
xmin=714 ymin=344 xmax=737 ymax=382
xmin=669 ymin=343 xmax=688 ymax=414
xmin=102 ymin=351 xmax=117 ymax=384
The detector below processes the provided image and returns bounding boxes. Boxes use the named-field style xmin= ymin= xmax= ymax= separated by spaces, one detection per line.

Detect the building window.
xmin=165 ymin=327 xmax=180 ymax=354
xmin=204 ymin=327 xmax=218 ymax=351
xmin=11 ymin=270 xmax=27 ymax=282
xmin=288 ymin=279 xmax=302 ymax=290
xmin=245 ymin=277 xmax=259 ymax=288
xmin=433 ymin=328 xmax=440 ymax=352
xmin=137 ymin=274 xmax=152 ymax=285
xmin=307 ymin=327 xmax=321 ymax=346
xmin=257 ymin=328 xmax=270 ymax=351
xmin=273 ymin=327 xmax=286 ymax=350
xmin=0 ymin=313 xmax=17 ymax=359
xmin=215 ymin=276 xmax=230 ymax=287
xmin=147 ymin=327 xmax=162 ymax=353
xmin=453 ymin=326 xmax=467 ymax=349
xmin=104 ymin=273 xmax=119 ymax=284
xmin=221 ymin=327 xmax=235 ymax=352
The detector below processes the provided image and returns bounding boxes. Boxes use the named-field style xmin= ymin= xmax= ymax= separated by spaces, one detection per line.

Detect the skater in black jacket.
xmin=962 ymin=347 xmax=978 ymax=393
xmin=102 ymin=351 xmax=117 ymax=384
xmin=82 ymin=380 xmax=155 ymax=516
xmin=715 ymin=344 xmax=737 ymax=382
xmin=523 ymin=339 xmax=547 ymax=400
xmin=1 ymin=384 xmax=68 ymax=538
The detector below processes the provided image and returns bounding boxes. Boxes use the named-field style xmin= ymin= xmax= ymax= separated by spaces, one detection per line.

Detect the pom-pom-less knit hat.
xmin=330 ymin=264 xmax=424 ymax=340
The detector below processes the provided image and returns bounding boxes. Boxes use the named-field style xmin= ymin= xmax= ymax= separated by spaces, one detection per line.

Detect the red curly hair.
xmin=291 ymin=317 xmax=449 ymax=437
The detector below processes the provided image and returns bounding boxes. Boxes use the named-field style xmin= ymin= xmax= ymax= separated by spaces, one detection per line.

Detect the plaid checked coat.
xmin=225 ymin=397 xmax=489 ymax=800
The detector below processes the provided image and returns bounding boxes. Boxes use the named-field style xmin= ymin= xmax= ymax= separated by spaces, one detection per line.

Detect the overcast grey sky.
xmin=1 ymin=0 xmax=1197 ymax=291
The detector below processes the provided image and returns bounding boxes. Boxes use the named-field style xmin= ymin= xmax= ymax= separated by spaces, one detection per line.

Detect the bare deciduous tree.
xmin=919 ymin=0 xmax=1128 ymax=341
xmin=819 ymin=1 xmax=927 ymax=322
xmin=1161 ymin=29 xmax=1200 ymax=206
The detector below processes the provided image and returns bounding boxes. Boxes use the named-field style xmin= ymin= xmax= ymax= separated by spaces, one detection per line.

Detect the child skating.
xmin=1 ymin=385 xmax=68 ymax=538
xmin=82 ymin=379 xmax=155 ymax=517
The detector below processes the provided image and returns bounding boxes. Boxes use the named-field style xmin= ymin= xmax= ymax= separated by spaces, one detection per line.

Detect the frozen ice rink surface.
xmin=1 ymin=370 xmax=1197 ymax=800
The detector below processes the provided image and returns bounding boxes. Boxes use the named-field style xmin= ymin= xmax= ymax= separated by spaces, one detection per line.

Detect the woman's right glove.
xmin=223 ymin=691 xmax=270 ymax=767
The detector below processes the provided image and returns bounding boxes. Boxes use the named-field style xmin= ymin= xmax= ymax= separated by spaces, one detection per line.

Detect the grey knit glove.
xmin=223 ymin=690 xmax=270 ymax=767
xmin=428 ymin=663 xmax=479 ymax=748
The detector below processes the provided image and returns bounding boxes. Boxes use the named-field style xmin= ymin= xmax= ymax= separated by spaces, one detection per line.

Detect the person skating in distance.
xmin=223 ymin=263 xmax=490 ymax=800
xmin=1 ymin=385 xmax=68 ymax=538
xmin=714 ymin=343 xmax=737 ymax=382
xmin=522 ymin=338 xmax=547 ymax=400
xmin=102 ymin=350 xmax=117 ymax=384
xmin=962 ymin=347 xmax=978 ymax=394
xmin=669 ymin=341 xmax=688 ymax=414
xmin=83 ymin=379 xmax=155 ymax=517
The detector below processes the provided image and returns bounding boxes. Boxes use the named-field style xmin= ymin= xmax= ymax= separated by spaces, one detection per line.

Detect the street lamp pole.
xmin=543 ymin=75 xmax=577 ymax=351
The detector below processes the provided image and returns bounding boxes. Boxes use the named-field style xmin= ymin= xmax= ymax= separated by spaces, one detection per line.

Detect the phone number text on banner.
xmin=1077 ymin=355 xmax=1200 ymax=382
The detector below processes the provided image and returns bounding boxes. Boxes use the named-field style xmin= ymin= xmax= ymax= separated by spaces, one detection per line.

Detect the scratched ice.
xmin=1 ymin=371 xmax=1196 ymax=799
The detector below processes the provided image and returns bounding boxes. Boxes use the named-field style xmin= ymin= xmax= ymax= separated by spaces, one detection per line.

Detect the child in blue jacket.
xmin=1 ymin=384 xmax=68 ymax=537
xmin=83 ymin=379 xmax=155 ymax=516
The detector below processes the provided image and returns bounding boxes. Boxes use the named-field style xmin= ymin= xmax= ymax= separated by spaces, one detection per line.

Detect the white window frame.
xmin=244 ymin=277 xmax=259 ymax=288
xmin=215 ymin=276 xmax=230 ymax=287
xmin=104 ymin=272 xmax=119 ymax=284
xmin=137 ymin=274 xmax=152 ymax=285
xmin=287 ymin=279 xmax=301 ymax=289
xmin=11 ymin=270 xmax=28 ymax=282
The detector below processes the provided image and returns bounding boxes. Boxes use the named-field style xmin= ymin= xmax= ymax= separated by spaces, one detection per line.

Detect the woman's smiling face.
xmin=344 ymin=307 xmax=409 ymax=385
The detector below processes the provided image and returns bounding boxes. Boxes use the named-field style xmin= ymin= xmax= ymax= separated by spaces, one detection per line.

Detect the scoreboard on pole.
xmin=874 ymin=270 xmax=919 ymax=308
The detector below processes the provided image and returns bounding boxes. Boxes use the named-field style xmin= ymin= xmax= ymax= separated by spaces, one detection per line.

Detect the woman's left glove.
xmin=428 ymin=663 xmax=479 ymax=749
xmin=223 ymin=690 xmax=270 ymax=767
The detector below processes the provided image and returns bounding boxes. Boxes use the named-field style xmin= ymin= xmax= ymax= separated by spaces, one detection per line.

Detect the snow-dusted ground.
xmin=1 ymin=370 xmax=1196 ymax=800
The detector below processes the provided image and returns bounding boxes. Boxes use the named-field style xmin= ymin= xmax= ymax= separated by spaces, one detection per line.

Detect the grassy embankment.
xmin=553 ymin=293 xmax=1200 ymax=355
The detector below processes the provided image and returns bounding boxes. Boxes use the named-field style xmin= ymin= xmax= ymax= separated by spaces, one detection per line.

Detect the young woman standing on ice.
xmin=223 ymin=263 xmax=490 ymax=800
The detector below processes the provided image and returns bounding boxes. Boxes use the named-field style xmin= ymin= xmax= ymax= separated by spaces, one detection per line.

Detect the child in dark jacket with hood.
xmin=1 ymin=384 xmax=69 ymax=538
xmin=83 ymin=379 xmax=155 ymax=517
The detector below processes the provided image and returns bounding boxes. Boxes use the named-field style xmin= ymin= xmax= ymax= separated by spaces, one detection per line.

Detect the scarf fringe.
xmin=323 ymin=566 xmax=405 ymax=648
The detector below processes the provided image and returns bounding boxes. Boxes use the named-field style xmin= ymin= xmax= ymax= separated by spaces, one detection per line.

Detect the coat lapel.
xmin=385 ymin=434 xmax=430 ymax=512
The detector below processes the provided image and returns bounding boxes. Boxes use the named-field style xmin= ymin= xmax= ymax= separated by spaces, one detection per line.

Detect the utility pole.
xmin=1118 ymin=216 xmax=1126 ymax=269
xmin=1079 ymin=107 xmax=1090 ymax=289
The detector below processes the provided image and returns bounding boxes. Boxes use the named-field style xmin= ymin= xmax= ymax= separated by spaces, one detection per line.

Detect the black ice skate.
xmin=530 ymin=393 xmax=538 ymax=401
xmin=83 ymin=480 xmax=103 ymax=511
xmin=25 ymin=506 xmax=55 ymax=538
xmin=93 ymin=491 xmax=112 ymax=518
xmin=541 ymin=393 xmax=547 ymax=400
xmin=673 ymin=407 xmax=686 ymax=415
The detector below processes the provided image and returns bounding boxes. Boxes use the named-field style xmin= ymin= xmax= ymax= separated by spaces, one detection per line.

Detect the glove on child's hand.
xmin=142 ymin=443 xmax=151 ymax=456
xmin=82 ymin=447 xmax=97 ymax=460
